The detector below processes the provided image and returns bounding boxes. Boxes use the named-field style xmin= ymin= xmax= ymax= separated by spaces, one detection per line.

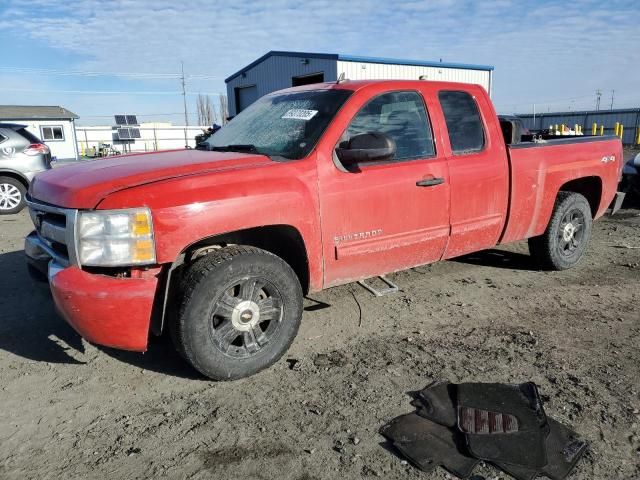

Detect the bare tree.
xmin=196 ymin=94 xmax=216 ymax=126
xmin=218 ymin=94 xmax=229 ymax=124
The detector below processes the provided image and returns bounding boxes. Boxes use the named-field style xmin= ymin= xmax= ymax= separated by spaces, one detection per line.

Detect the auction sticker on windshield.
xmin=282 ymin=109 xmax=318 ymax=120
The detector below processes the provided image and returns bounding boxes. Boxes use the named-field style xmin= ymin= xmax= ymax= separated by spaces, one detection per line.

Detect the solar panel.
xmin=130 ymin=128 xmax=141 ymax=139
xmin=115 ymin=115 xmax=139 ymax=126
xmin=117 ymin=128 xmax=132 ymax=140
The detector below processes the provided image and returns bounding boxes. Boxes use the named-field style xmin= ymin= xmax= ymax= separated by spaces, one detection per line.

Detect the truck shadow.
xmin=453 ymin=248 xmax=537 ymax=271
xmin=96 ymin=336 xmax=205 ymax=380
xmin=0 ymin=250 xmax=86 ymax=365
xmin=0 ymin=249 xmax=202 ymax=378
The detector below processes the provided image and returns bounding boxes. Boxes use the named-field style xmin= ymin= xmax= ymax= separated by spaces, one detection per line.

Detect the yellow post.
xmin=574 ymin=124 xmax=579 ymax=134
xmin=600 ymin=125 xmax=604 ymax=135
xmin=619 ymin=124 xmax=624 ymax=140
xmin=554 ymin=124 xmax=559 ymax=134
xmin=614 ymin=122 xmax=620 ymax=136
xmin=636 ymin=127 xmax=640 ymax=145
xmin=561 ymin=124 xmax=566 ymax=135
xmin=591 ymin=123 xmax=597 ymax=135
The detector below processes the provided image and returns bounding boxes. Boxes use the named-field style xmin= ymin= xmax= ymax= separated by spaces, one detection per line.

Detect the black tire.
xmin=172 ymin=246 xmax=303 ymax=380
xmin=0 ymin=176 xmax=27 ymax=215
xmin=528 ymin=191 xmax=593 ymax=270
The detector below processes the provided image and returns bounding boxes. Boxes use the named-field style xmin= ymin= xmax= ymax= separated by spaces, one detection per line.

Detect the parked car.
xmin=0 ymin=123 xmax=51 ymax=214
xmin=621 ymin=152 xmax=639 ymax=196
xmin=24 ymin=80 xmax=624 ymax=380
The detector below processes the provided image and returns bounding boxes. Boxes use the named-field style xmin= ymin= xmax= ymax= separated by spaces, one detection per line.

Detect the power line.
xmin=0 ymin=66 xmax=222 ymax=80
xmin=1 ymin=87 xmax=224 ymax=96
xmin=494 ymin=91 xmax=640 ymax=112
xmin=80 ymin=112 xmax=186 ymax=118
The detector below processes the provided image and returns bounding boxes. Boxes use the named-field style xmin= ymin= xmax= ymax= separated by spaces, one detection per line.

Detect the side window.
xmin=438 ymin=91 xmax=485 ymax=154
xmin=41 ymin=126 xmax=64 ymax=141
xmin=342 ymin=91 xmax=435 ymax=162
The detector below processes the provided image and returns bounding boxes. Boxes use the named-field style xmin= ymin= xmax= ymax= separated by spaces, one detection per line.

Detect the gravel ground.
xmin=0 ymin=205 xmax=638 ymax=480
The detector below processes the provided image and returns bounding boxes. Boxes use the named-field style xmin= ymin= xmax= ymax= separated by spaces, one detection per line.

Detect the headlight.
xmin=77 ymin=208 xmax=156 ymax=266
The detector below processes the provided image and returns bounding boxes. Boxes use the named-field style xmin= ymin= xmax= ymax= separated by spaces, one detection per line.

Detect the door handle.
xmin=416 ymin=177 xmax=445 ymax=187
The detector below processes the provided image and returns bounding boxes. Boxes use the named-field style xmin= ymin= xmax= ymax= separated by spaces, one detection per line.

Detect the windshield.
xmin=204 ymin=89 xmax=352 ymax=160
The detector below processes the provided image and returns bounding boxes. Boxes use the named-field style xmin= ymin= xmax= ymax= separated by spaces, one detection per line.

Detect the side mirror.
xmin=336 ymin=132 xmax=396 ymax=165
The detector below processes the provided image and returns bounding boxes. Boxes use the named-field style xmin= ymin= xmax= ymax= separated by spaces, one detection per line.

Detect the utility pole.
xmin=610 ymin=90 xmax=615 ymax=110
xmin=532 ymin=103 xmax=536 ymax=129
xmin=180 ymin=61 xmax=189 ymax=147
xmin=595 ymin=89 xmax=602 ymax=111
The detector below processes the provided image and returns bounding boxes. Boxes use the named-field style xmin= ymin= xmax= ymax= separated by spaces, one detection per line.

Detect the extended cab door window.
xmin=339 ymin=91 xmax=435 ymax=163
xmin=438 ymin=91 xmax=485 ymax=154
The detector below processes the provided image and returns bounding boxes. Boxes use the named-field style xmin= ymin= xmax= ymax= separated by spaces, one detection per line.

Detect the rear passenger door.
xmin=0 ymin=128 xmax=24 ymax=162
xmin=438 ymin=90 xmax=509 ymax=258
xmin=318 ymin=89 xmax=451 ymax=287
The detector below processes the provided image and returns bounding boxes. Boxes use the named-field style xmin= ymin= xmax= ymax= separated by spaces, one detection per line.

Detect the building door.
xmin=235 ymin=85 xmax=258 ymax=113
xmin=292 ymin=72 xmax=324 ymax=87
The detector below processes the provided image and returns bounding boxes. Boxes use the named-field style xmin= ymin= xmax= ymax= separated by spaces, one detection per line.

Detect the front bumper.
xmin=25 ymin=231 xmax=160 ymax=351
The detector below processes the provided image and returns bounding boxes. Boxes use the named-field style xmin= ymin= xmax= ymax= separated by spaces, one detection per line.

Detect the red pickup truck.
xmin=25 ymin=80 xmax=623 ymax=380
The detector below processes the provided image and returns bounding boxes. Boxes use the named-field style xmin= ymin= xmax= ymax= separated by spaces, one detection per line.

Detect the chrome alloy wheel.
xmin=209 ymin=277 xmax=284 ymax=359
xmin=557 ymin=208 xmax=585 ymax=257
xmin=0 ymin=183 xmax=22 ymax=210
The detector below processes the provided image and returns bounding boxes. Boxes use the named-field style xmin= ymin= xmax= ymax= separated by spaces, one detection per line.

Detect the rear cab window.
xmin=339 ymin=90 xmax=435 ymax=162
xmin=438 ymin=91 xmax=485 ymax=155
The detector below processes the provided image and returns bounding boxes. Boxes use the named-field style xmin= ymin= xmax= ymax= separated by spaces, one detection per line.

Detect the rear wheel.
xmin=172 ymin=246 xmax=303 ymax=380
xmin=0 ymin=177 xmax=26 ymax=215
xmin=528 ymin=191 xmax=593 ymax=270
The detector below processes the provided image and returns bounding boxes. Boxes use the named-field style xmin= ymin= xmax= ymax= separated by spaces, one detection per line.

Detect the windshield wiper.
xmin=209 ymin=144 xmax=261 ymax=154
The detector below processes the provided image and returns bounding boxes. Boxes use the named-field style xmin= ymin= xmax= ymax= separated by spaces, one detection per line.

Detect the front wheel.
xmin=0 ymin=177 xmax=27 ymax=215
xmin=172 ymin=246 xmax=303 ymax=380
xmin=528 ymin=191 xmax=593 ymax=270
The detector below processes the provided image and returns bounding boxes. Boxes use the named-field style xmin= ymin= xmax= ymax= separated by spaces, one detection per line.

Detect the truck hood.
xmin=29 ymin=149 xmax=273 ymax=208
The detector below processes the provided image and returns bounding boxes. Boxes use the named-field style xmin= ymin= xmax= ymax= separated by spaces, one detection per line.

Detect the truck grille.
xmin=27 ymin=197 xmax=78 ymax=266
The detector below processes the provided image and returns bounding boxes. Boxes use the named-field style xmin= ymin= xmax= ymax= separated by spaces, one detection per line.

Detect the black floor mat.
xmin=380 ymin=413 xmax=479 ymax=478
xmin=411 ymin=381 xmax=458 ymax=427
xmin=492 ymin=418 xmax=587 ymax=480
xmin=381 ymin=382 xmax=585 ymax=479
xmin=457 ymin=382 xmax=550 ymax=469
xmin=541 ymin=418 xmax=587 ymax=480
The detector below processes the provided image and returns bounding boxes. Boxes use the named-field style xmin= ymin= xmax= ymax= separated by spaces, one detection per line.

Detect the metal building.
xmin=225 ymin=51 xmax=494 ymax=116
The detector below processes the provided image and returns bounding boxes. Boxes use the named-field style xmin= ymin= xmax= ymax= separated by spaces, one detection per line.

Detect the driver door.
xmin=317 ymin=89 xmax=451 ymax=287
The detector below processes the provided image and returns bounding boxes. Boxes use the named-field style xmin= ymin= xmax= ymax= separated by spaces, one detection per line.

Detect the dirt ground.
xmin=1 ymin=204 xmax=639 ymax=480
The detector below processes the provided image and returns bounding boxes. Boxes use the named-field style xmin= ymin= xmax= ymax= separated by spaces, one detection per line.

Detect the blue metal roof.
xmin=225 ymin=50 xmax=494 ymax=83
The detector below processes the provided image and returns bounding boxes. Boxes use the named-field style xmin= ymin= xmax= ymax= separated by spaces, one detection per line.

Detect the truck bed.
xmin=499 ymin=135 xmax=622 ymax=244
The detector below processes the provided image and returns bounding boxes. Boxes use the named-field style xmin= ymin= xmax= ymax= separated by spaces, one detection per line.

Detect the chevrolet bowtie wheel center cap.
xmin=231 ymin=300 xmax=261 ymax=331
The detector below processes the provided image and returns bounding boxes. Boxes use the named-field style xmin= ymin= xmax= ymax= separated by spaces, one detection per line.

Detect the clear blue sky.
xmin=1 ymin=0 xmax=638 ymax=125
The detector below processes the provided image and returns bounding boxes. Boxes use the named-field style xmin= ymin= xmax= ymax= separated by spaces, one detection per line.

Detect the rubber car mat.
xmin=411 ymin=381 xmax=458 ymax=427
xmin=380 ymin=413 xmax=479 ymax=478
xmin=457 ymin=382 xmax=550 ymax=469
xmin=492 ymin=418 xmax=587 ymax=480
xmin=541 ymin=418 xmax=587 ymax=480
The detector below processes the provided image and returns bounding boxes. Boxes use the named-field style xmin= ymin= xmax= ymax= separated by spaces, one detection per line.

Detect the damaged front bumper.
xmin=25 ymin=231 xmax=159 ymax=351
